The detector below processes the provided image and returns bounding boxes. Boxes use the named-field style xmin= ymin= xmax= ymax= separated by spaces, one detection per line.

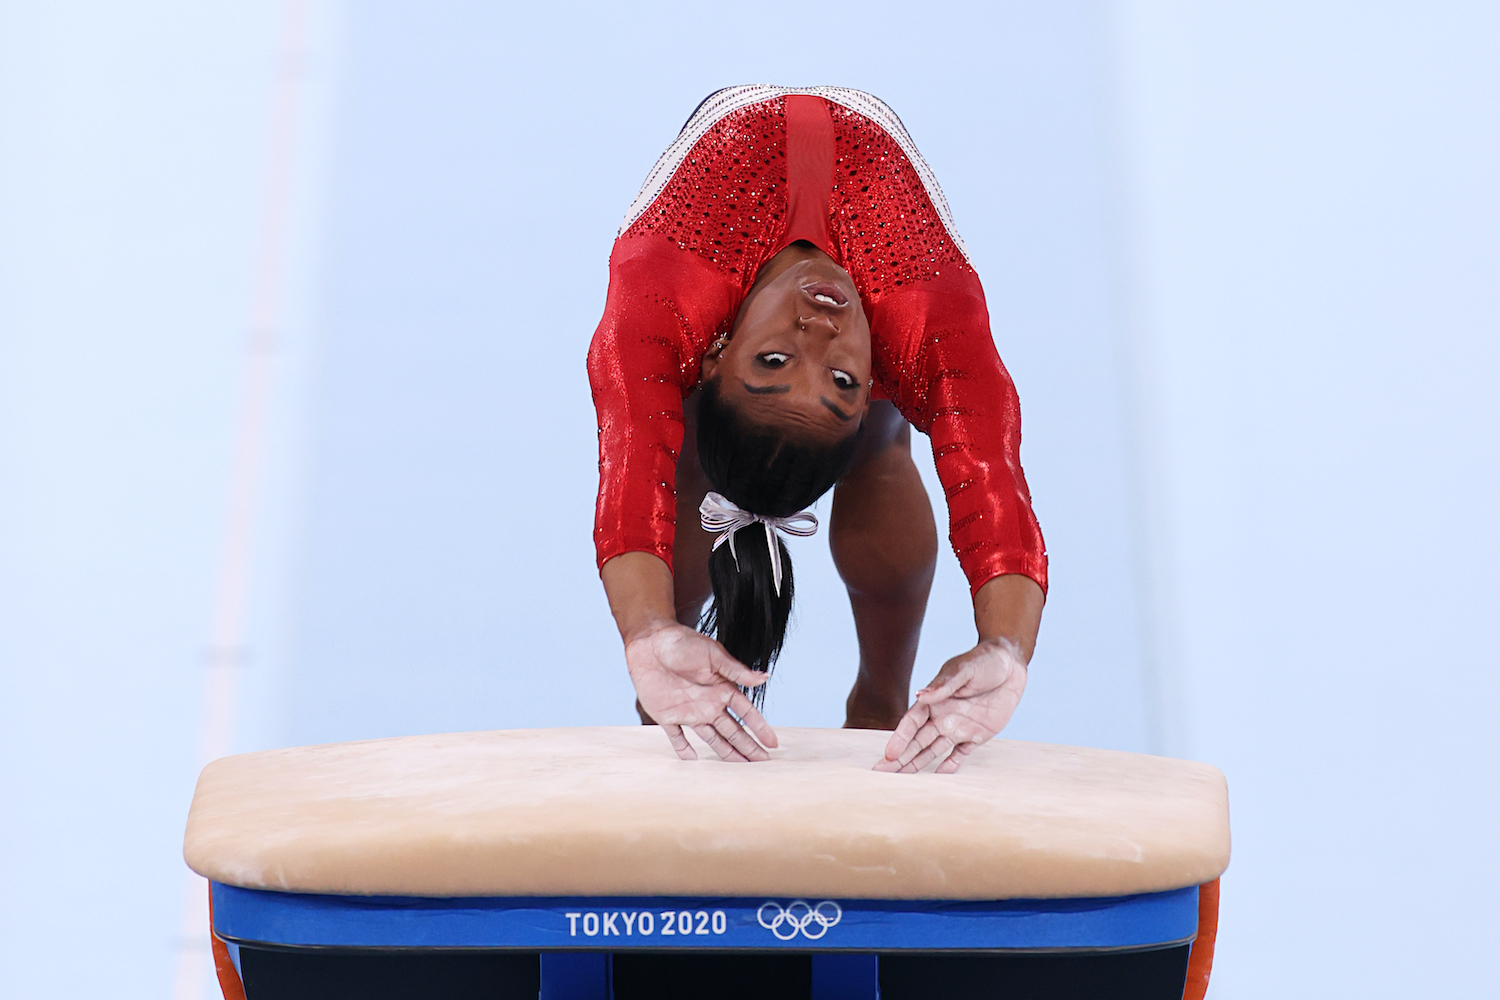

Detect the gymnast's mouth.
xmin=801 ymin=281 xmax=850 ymax=307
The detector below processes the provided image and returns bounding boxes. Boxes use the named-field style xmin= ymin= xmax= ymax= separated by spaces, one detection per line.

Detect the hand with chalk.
xmin=876 ymin=638 xmax=1027 ymax=774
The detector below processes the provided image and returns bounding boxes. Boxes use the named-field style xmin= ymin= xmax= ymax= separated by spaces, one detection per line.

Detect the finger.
xmin=884 ymin=702 xmax=930 ymax=761
xmin=693 ymin=724 xmax=750 ymax=763
xmin=709 ymin=646 xmax=768 ymax=688
xmin=917 ymin=665 xmax=974 ymax=704
xmin=897 ymin=720 xmax=941 ymax=767
xmin=728 ymin=690 xmax=779 ymax=749
xmin=713 ymin=713 xmax=769 ymax=761
xmin=901 ymin=735 xmax=957 ymax=774
xmin=662 ymin=724 xmax=696 ymax=761
xmin=935 ymin=742 xmax=977 ymax=774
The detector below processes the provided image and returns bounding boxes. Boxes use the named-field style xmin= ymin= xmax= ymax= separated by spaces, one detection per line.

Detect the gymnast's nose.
xmin=798 ymin=311 xmax=841 ymax=337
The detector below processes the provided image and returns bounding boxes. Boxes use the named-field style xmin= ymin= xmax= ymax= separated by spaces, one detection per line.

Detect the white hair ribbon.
xmin=699 ymin=491 xmax=820 ymax=597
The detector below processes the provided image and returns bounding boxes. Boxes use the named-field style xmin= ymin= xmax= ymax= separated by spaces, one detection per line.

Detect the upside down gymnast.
xmin=590 ymin=86 xmax=1047 ymax=773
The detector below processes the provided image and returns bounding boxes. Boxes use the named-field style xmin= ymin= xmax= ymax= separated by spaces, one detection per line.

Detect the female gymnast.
xmin=589 ymin=86 xmax=1047 ymax=773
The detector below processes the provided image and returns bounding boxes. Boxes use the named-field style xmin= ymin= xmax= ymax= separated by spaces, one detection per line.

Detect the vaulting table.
xmin=185 ymin=726 xmax=1230 ymax=1000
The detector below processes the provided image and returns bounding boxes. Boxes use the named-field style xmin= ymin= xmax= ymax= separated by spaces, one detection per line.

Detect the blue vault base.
xmin=212 ymin=882 xmax=1199 ymax=1000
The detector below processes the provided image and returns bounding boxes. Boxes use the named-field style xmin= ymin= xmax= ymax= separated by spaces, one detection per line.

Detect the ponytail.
xmin=699 ymin=527 xmax=793 ymax=706
xmin=694 ymin=377 xmax=862 ymax=704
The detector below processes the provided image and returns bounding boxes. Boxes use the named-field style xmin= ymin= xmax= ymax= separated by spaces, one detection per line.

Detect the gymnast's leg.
xmin=831 ymin=401 xmax=939 ymax=730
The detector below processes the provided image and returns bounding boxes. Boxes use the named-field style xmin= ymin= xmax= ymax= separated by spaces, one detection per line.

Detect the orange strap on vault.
xmin=1181 ymin=878 xmax=1220 ymax=1000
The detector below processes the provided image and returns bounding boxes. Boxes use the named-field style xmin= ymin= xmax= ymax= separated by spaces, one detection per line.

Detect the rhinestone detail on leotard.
xmin=591 ymin=89 xmax=1047 ymax=596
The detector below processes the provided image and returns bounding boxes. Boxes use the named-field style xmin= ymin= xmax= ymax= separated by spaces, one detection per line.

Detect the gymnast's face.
xmin=701 ymin=246 xmax=873 ymax=443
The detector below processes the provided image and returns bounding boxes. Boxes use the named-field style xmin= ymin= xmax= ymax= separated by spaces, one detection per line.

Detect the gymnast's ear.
xmin=699 ymin=350 xmax=721 ymax=383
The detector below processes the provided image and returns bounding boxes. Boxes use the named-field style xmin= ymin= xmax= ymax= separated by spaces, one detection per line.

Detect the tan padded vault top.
xmin=184 ymin=726 xmax=1230 ymax=901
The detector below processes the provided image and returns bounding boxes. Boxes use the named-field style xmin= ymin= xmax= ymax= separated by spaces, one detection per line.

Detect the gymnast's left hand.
xmin=874 ymin=637 xmax=1027 ymax=774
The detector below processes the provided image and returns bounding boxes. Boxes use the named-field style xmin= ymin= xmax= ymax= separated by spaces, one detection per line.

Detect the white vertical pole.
xmin=170 ymin=2 xmax=309 ymax=996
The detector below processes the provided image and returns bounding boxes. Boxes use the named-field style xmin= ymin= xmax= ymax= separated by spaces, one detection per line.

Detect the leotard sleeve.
xmin=587 ymin=238 xmax=736 ymax=573
xmin=868 ymin=272 xmax=1049 ymax=597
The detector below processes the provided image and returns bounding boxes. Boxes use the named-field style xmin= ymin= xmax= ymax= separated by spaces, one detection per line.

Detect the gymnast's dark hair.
xmin=695 ymin=375 xmax=862 ymax=706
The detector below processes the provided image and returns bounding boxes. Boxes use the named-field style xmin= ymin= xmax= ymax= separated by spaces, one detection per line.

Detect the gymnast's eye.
xmin=757 ymin=352 xmax=790 ymax=368
xmin=831 ymin=369 xmax=856 ymax=390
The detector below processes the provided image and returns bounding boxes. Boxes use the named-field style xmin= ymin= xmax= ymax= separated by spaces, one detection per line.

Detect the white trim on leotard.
xmin=618 ymin=85 xmax=973 ymax=267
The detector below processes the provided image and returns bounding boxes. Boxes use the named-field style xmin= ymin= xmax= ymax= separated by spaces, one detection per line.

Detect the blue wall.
xmin=1109 ymin=3 xmax=1499 ymax=993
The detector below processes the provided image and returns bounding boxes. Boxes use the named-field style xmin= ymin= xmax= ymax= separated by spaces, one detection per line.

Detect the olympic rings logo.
xmin=756 ymin=900 xmax=843 ymax=940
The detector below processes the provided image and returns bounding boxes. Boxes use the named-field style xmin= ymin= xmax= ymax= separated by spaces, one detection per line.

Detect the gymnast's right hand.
xmin=625 ymin=622 xmax=779 ymax=763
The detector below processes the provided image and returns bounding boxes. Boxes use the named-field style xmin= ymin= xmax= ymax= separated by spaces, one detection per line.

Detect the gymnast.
xmin=589 ymin=86 xmax=1047 ymax=774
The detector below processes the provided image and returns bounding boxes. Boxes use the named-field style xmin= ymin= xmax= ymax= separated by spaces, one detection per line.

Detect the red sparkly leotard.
xmin=588 ymin=86 xmax=1047 ymax=596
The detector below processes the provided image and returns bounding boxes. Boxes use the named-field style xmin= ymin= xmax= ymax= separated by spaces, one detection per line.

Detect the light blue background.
xmin=0 ymin=2 xmax=1494 ymax=997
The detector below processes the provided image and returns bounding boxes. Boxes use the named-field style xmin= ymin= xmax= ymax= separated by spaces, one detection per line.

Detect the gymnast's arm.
xmin=869 ymin=281 xmax=1049 ymax=772
xmin=589 ymin=249 xmax=777 ymax=763
xmin=974 ymin=574 xmax=1045 ymax=662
